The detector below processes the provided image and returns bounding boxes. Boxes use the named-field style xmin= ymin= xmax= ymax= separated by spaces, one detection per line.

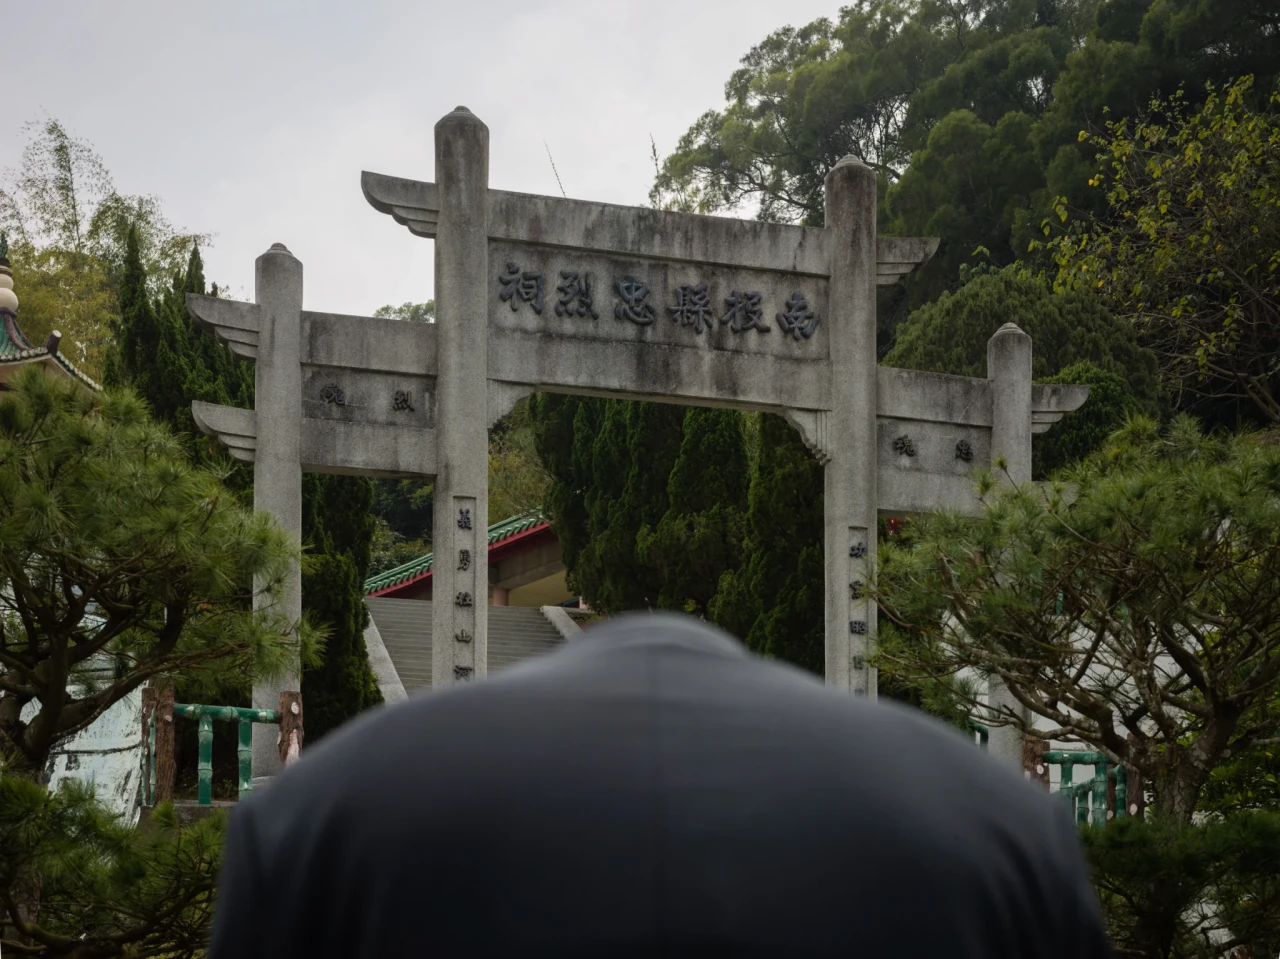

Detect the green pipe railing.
xmin=967 ymin=719 xmax=990 ymax=751
xmin=147 ymin=703 xmax=280 ymax=805
xmin=1044 ymin=750 xmax=1129 ymax=825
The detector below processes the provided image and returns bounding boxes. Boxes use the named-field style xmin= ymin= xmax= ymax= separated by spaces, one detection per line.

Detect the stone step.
xmin=366 ymin=598 xmax=567 ymax=693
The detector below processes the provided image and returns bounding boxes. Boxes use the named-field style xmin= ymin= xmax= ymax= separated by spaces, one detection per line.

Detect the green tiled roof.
xmin=1 ymin=311 xmax=101 ymax=390
xmin=363 ymin=510 xmax=547 ymax=595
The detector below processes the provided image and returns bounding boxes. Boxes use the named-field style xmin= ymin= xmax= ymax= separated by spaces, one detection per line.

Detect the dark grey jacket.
xmin=210 ymin=613 xmax=1111 ymax=957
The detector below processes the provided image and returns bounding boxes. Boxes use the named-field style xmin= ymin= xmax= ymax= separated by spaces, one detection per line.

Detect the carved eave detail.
xmin=186 ymin=295 xmax=260 ymax=362
xmin=362 ymin=172 xmax=440 ymax=239
xmin=192 ymin=401 xmax=256 ymax=463
xmin=1031 ymin=384 xmax=1092 ymax=435
xmin=876 ymin=237 xmax=939 ymax=286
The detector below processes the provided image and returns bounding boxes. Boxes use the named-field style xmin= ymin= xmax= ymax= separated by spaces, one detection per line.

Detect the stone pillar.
xmin=823 ymin=156 xmax=879 ymax=697
xmin=432 ymin=107 xmax=490 ymax=688
xmin=490 ymin=586 xmax=509 ymax=606
xmin=251 ymin=243 xmax=303 ymax=781
xmin=986 ymin=322 xmax=1033 ymax=766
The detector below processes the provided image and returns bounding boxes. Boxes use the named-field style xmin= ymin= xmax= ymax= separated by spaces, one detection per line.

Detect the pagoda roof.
xmin=363 ymin=510 xmax=551 ymax=597
xmin=1 ymin=310 xmax=100 ymax=390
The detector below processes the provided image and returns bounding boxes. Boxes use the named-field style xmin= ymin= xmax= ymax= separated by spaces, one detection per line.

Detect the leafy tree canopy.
xmin=372 ymin=300 xmax=435 ymax=324
xmin=0 ymin=119 xmax=207 ymax=377
xmin=0 ymin=367 xmax=309 ymax=780
xmin=654 ymin=0 xmax=1278 ymax=314
xmin=885 ymin=263 xmax=1160 ymax=472
xmin=1044 ymin=76 xmax=1280 ymax=429
xmin=1 ymin=780 xmax=227 ymax=957
xmin=878 ymin=417 xmax=1280 ymax=821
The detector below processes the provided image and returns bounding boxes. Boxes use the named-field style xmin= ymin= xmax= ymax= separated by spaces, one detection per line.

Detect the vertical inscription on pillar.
xmin=848 ymin=527 xmax=871 ymax=696
xmin=453 ymin=496 xmax=477 ymax=683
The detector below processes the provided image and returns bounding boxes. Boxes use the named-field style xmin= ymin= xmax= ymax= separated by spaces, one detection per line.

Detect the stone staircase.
xmin=364 ymin=599 xmax=566 ymax=693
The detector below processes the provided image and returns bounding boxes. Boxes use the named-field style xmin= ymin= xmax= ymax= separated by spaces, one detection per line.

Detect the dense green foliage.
xmin=530 ymin=395 xmax=685 ymax=611
xmin=0 ymin=367 xmax=305 ymax=780
xmin=105 ymin=229 xmax=381 ymax=743
xmin=300 ymin=474 xmax=381 ymax=741
xmin=636 ymin=408 xmax=748 ymax=615
xmin=1046 ymin=77 xmax=1280 ymax=429
xmin=1082 ymin=813 xmax=1280 ymax=958
xmin=878 ymin=417 xmax=1280 ymax=822
xmin=1 ymin=778 xmax=225 ymax=957
xmin=884 ymin=264 xmax=1160 ymax=474
xmin=0 ymin=119 xmax=206 ymax=378
xmin=654 ymin=0 xmax=1279 ymax=318
xmin=710 ymin=414 xmax=826 ymax=673
xmin=534 ymin=0 xmax=1277 ymax=674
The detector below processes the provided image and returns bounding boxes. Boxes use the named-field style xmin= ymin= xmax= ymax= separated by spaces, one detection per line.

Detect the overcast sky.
xmin=5 ymin=0 xmax=839 ymax=315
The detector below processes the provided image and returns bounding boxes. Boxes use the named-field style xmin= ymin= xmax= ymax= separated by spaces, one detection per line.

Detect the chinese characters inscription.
xmin=776 ymin=292 xmax=820 ymax=340
xmin=669 ymin=282 xmax=714 ymax=334
xmin=721 ymin=290 xmax=769 ymax=333
xmin=455 ymin=591 xmax=473 ymax=608
xmin=320 ymin=384 xmax=346 ymax=406
xmin=392 ymin=390 xmax=415 ymax=412
xmin=955 ymin=439 xmax=974 ymax=462
xmin=498 ymin=262 xmax=544 ymax=315
xmin=458 ymin=549 xmax=471 ymax=571
xmin=457 ymin=509 xmax=472 ymax=530
xmin=454 ymin=666 xmax=474 ymax=681
xmin=555 ymin=271 xmax=599 ymax=319
xmin=614 ymin=275 xmax=655 ymax=325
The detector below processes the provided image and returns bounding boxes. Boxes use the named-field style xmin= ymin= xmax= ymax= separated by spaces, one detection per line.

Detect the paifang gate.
xmin=189 ymin=106 xmax=1089 ymax=778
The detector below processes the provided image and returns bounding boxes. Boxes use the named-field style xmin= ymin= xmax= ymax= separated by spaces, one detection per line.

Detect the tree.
xmin=884 ymin=263 xmax=1160 ymax=473
xmin=1 ymin=780 xmax=227 ymax=958
xmin=878 ymin=417 xmax=1280 ymax=822
xmin=0 ymin=119 xmax=205 ymax=377
xmin=710 ymin=413 xmax=825 ymax=674
xmin=300 ymin=473 xmax=381 ymax=742
xmin=529 ymin=395 xmax=687 ymax=612
xmin=488 ymin=398 xmax=550 ymax=525
xmin=1081 ymin=813 xmax=1280 ymax=959
xmin=107 ymin=238 xmax=381 ymax=743
xmin=1045 ymin=77 xmax=1280 ymax=428
xmin=372 ymin=300 xmax=435 ymax=324
xmin=637 ymin=408 xmax=748 ymax=615
xmin=1034 ymin=360 xmax=1146 ymax=476
xmin=0 ymin=367 xmax=305 ymax=781
xmin=655 ymin=0 xmax=1277 ymax=320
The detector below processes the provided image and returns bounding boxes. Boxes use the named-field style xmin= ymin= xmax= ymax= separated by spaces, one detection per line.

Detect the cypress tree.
xmin=710 ymin=413 xmax=824 ymax=674
xmin=301 ymin=473 xmax=381 ymax=742
xmin=637 ymin=407 xmax=747 ymax=615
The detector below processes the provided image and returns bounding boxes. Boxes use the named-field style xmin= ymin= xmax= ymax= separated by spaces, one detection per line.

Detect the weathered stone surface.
xmin=248 ymin=244 xmax=304 ymax=780
xmin=430 ymin=106 xmax=491 ymax=690
xmin=194 ymin=108 xmax=1095 ymax=773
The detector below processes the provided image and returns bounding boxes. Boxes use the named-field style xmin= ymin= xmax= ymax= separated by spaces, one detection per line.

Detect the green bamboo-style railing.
xmin=1044 ymin=750 xmax=1130 ymax=825
xmin=144 ymin=703 xmax=279 ymax=805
